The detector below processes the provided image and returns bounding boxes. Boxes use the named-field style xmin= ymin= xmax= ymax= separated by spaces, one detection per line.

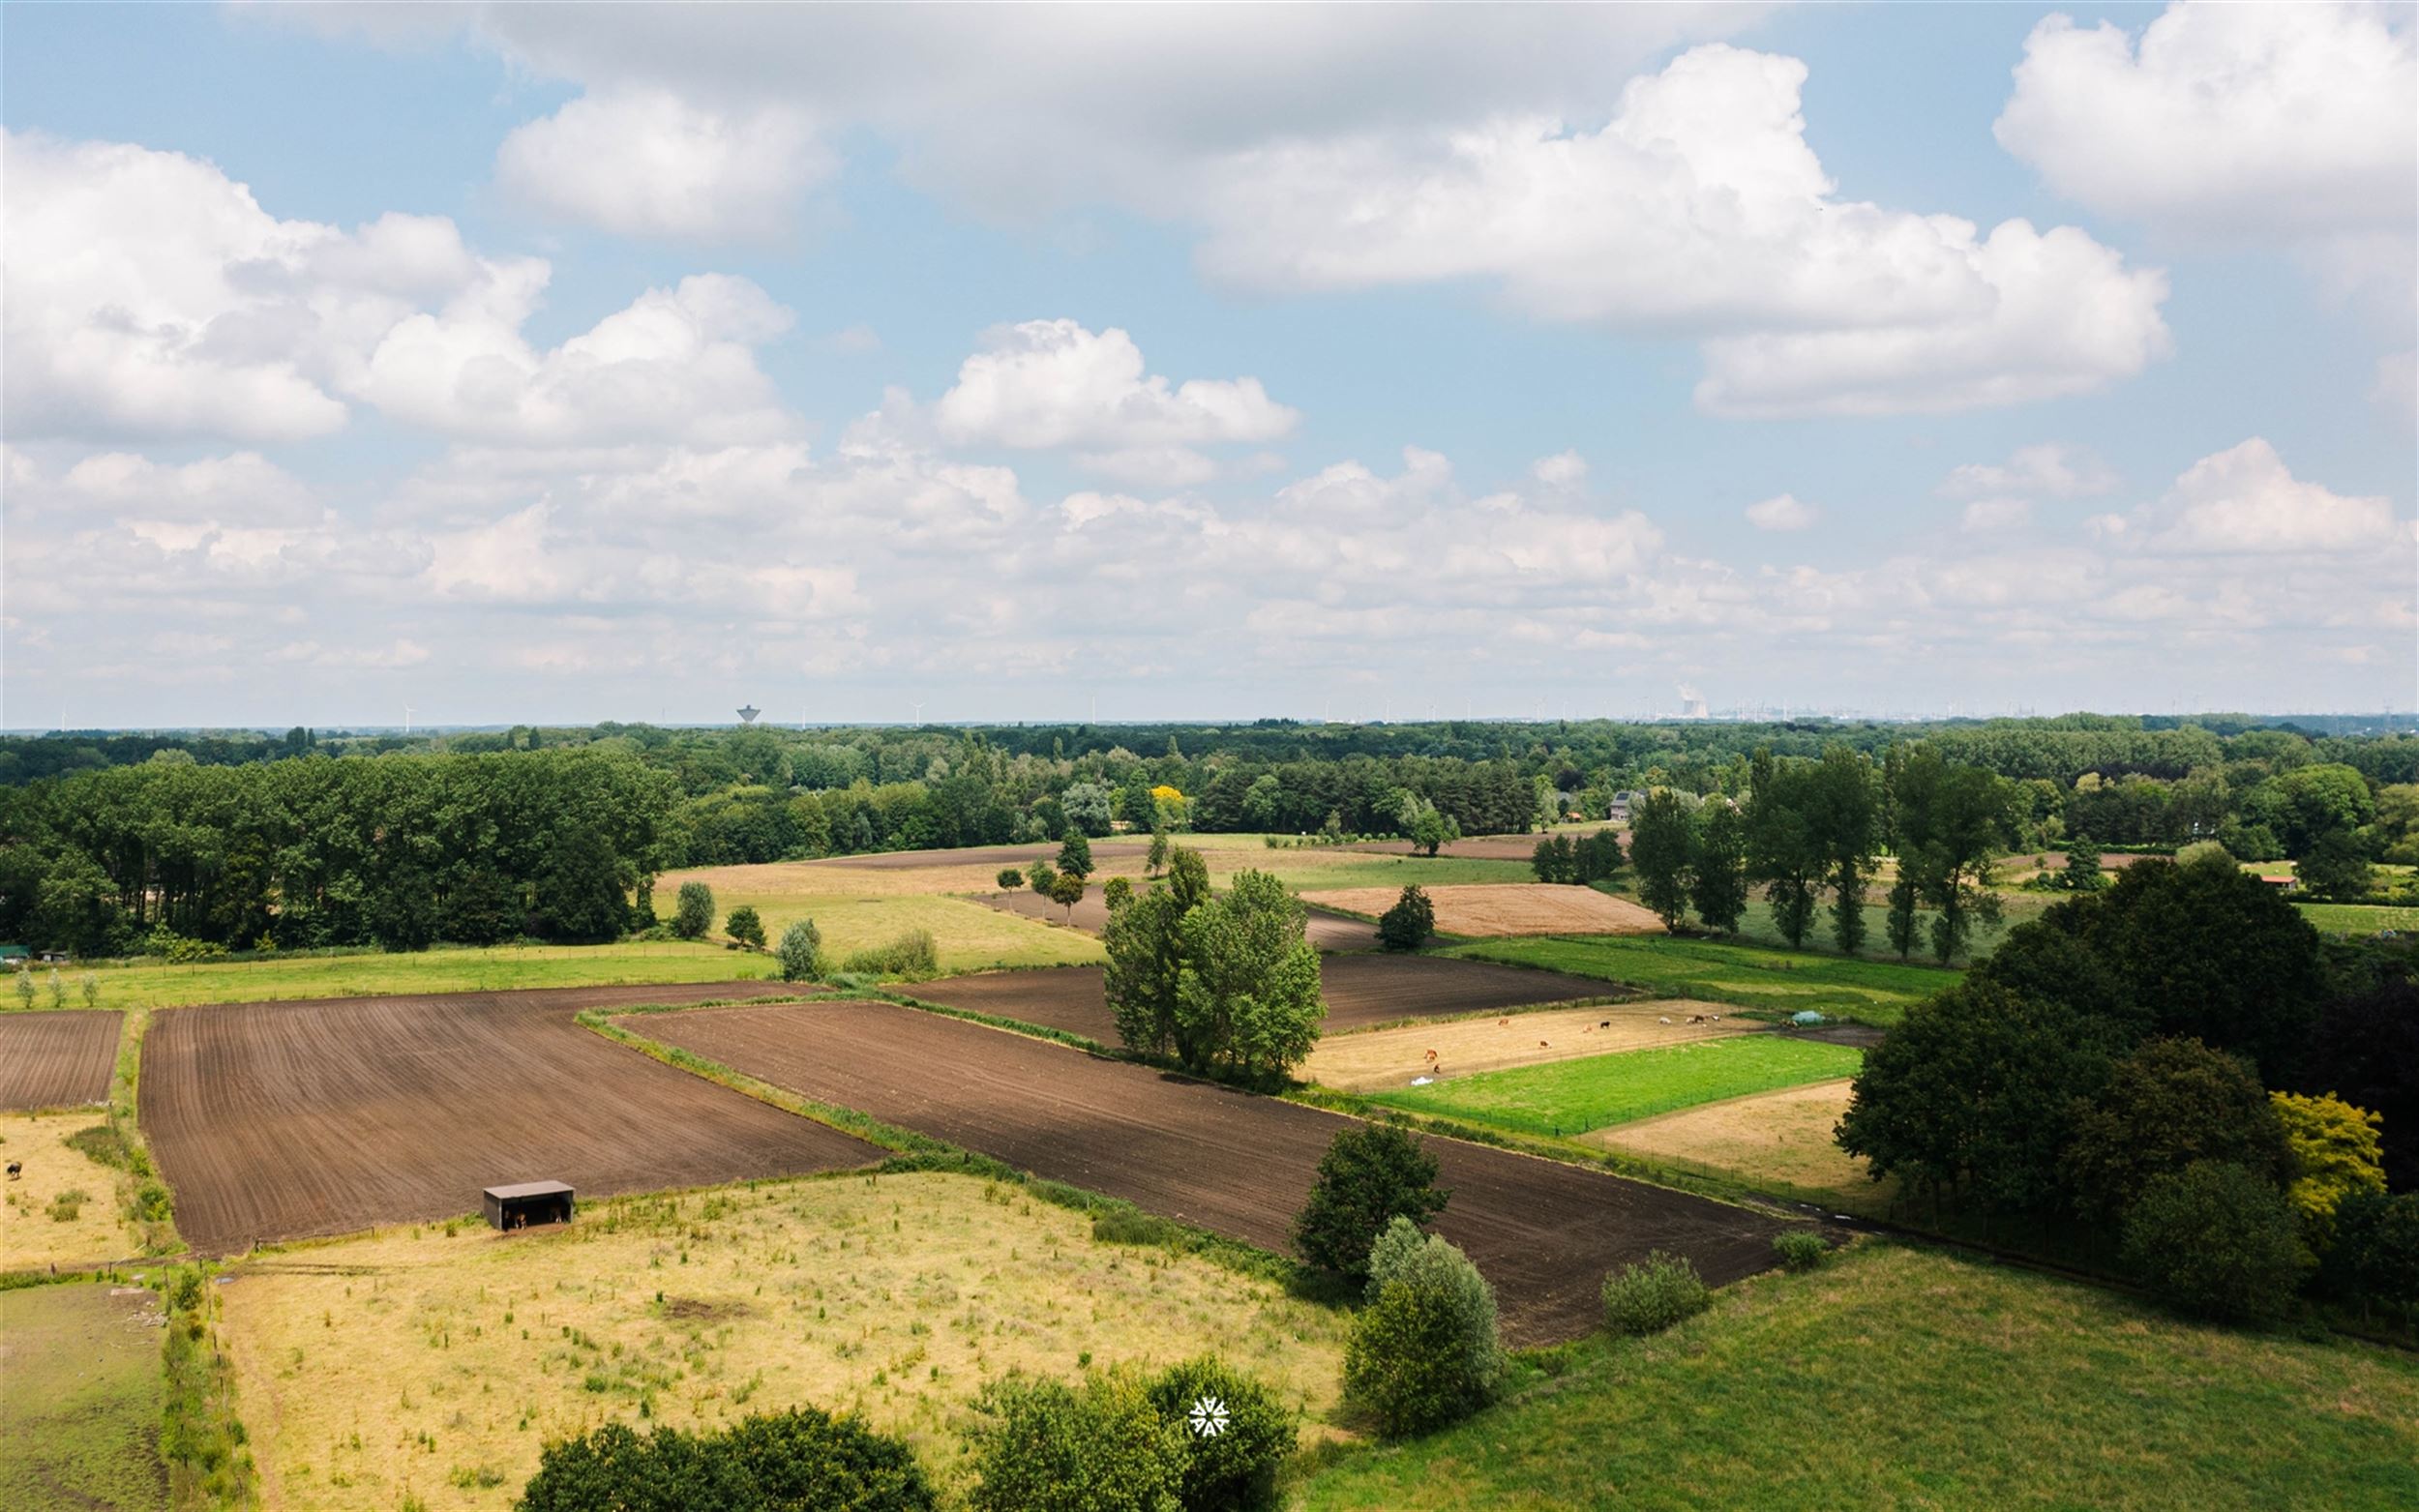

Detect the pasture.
xmin=1594 ymin=1079 xmax=1880 ymax=1211
xmin=63 ymin=942 xmax=769 ymax=1012
xmin=651 ymin=876 xmax=1109 ymax=970
xmin=972 ymin=886 xmax=1382 ymax=949
xmin=903 ymin=954 xmax=1619 ymax=1045
xmin=1450 ymin=934 xmax=1954 ymax=1025
xmin=1299 ymin=1242 xmax=2419 ymax=1511
xmin=219 ymin=1171 xmax=1347 ymax=1511
xmin=1303 ymin=1001 xmax=1752 ymax=1092
xmin=0 ymin=1008 xmax=121 ymax=1111
xmin=624 ymin=999 xmax=1785 ymax=1345
xmin=0 ymin=1112 xmax=150 ymax=1271
xmin=2297 ymin=901 xmax=2419 ymax=935
xmin=1359 ymin=1035 xmax=1867 ymax=1139
xmin=0 ymin=1283 xmax=168 ymax=1512
xmin=141 ymin=983 xmax=879 ymax=1254
xmin=1304 ymin=882 xmax=1664 ymax=936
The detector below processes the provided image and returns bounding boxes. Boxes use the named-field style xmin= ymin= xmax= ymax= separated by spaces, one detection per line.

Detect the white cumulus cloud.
xmin=1746 ymin=493 xmax=1819 ymax=531
xmin=932 ymin=319 xmax=1298 ymax=457
xmin=494 ymin=88 xmax=827 ymax=241
xmin=2093 ymin=437 xmax=2399 ymax=554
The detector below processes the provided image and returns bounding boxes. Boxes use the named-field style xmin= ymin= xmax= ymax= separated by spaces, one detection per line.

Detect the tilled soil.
xmin=909 ymin=955 xmax=1619 ymax=1044
xmin=632 ymin=998 xmax=1784 ymax=1345
xmin=972 ymin=890 xmax=1378 ymax=950
xmin=141 ymin=982 xmax=880 ymax=1255
xmin=0 ymin=1010 xmax=121 ymax=1112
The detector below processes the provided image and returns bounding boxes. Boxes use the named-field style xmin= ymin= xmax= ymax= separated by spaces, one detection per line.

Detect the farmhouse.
xmin=483 ymin=1179 xmax=575 ymax=1231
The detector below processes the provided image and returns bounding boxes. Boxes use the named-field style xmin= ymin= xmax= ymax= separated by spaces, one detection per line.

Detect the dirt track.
xmin=142 ymin=983 xmax=880 ymax=1254
xmin=911 ymin=955 xmax=1618 ymax=1043
xmin=0 ymin=1010 xmax=121 ymax=1111
xmin=632 ymin=999 xmax=1781 ymax=1345
xmin=974 ymin=889 xmax=1378 ymax=950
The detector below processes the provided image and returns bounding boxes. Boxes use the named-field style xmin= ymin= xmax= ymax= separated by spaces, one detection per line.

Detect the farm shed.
xmin=483 ymin=1179 xmax=575 ymax=1231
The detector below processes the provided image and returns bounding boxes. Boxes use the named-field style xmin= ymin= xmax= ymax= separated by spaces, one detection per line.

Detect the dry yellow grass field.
xmin=220 ymin=1171 xmax=1347 ymax=1510
xmin=1303 ymin=1000 xmax=1753 ymax=1092
xmin=1593 ymin=1078 xmax=1887 ymax=1208
xmin=1302 ymin=883 xmax=1666 ymax=937
xmin=644 ymin=883 xmax=1107 ymax=971
xmin=0 ymin=1112 xmax=148 ymax=1272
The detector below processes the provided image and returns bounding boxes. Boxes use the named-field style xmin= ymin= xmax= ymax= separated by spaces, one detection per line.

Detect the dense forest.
xmin=1 ymin=716 xmax=2413 ymax=958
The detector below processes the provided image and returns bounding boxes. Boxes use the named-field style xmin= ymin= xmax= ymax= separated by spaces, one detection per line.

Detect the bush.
xmin=1376 ymin=886 xmax=1435 ymax=952
xmin=776 ymin=920 xmax=825 ymax=984
xmin=1343 ymin=1218 xmax=1504 ymax=1438
xmin=47 ymin=1188 xmax=87 ymax=1222
xmin=840 ymin=929 xmax=940 ymax=980
xmin=2318 ymin=1190 xmax=2419 ymax=1321
xmin=1294 ymin=1124 xmax=1449 ymax=1282
xmin=65 ymin=1124 xmax=130 ymax=1170
xmin=725 ymin=905 xmax=766 ymax=950
xmin=1601 ymin=1250 xmax=1710 ymax=1336
xmin=997 ymin=868 xmax=1024 ymax=890
xmin=2121 ymin=1160 xmax=2312 ymax=1321
xmin=1145 ymin=1355 xmax=1297 ymax=1512
xmin=672 ymin=881 xmax=715 ymax=940
xmin=1091 ymin=1207 xmax=1180 ymax=1246
xmin=520 ymin=1407 xmax=937 ymax=1511
xmin=966 ymin=1370 xmax=1183 ymax=1512
xmin=1104 ymin=875 xmax=1135 ymax=912
xmin=1772 ymin=1230 xmax=1829 ymax=1271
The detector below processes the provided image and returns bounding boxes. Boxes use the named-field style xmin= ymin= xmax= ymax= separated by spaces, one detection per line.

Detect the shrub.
xmin=1145 ymin=1355 xmax=1297 ymax=1512
xmin=1091 ymin=1207 xmax=1180 ymax=1246
xmin=841 ymin=929 xmax=940 ymax=980
xmin=1343 ymin=1219 xmax=1504 ymax=1438
xmin=2270 ymin=1090 xmax=2386 ymax=1248
xmin=1773 ymin=1230 xmax=1829 ymax=1271
xmin=47 ymin=1188 xmax=88 ymax=1222
xmin=2318 ymin=1190 xmax=2419 ymax=1322
xmin=672 ymin=882 xmax=715 ymax=940
xmin=997 ymin=868 xmax=1024 ymax=890
xmin=2121 ymin=1160 xmax=2312 ymax=1321
xmin=1293 ymin=1124 xmax=1449 ymax=1282
xmin=1104 ymin=875 xmax=1135 ymax=912
xmin=966 ymin=1370 xmax=1183 ymax=1512
xmin=520 ymin=1407 xmax=937 ymax=1511
xmin=1601 ymin=1250 xmax=1710 ymax=1336
xmin=725 ymin=905 xmax=766 ymax=950
xmin=65 ymin=1124 xmax=130 ymax=1170
xmin=1376 ymin=886 xmax=1435 ymax=953
xmin=776 ymin=920 xmax=825 ymax=984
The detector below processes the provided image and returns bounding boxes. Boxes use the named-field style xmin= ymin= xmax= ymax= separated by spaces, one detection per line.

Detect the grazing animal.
xmin=1539 ymin=1040 xmax=1550 ymax=1048
xmin=1687 ymin=1014 xmax=1707 ymax=1025
xmin=1498 ymin=1018 xmax=1509 ymax=1026
xmin=1599 ymin=1020 xmax=1611 ymax=1029
xmin=1658 ymin=1016 xmax=1672 ymax=1025
xmin=5 ymin=1161 xmax=19 ymax=1180
xmin=1709 ymin=1014 xmax=1721 ymax=1023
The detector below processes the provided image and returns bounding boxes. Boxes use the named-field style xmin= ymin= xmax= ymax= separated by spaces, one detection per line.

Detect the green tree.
xmin=1147 ymin=826 xmax=1172 ymax=876
xmin=1048 ymin=869 xmax=1089 ymax=921
xmin=1343 ymin=1218 xmax=1504 ymax=1438
xmin=1105 ymin=884 xmax=1191 ymax=1058
xmin=2319 ymin=1190 xmax=2419 ymax=1323
xmin=1143 ymin=1357 xmax=1296 ymax=1512
xmin=1294 ymin=1124 xmax=1449 ymax=1281
xmin=1409 ymin=807 xmax=1457 ymax=857
xmin=1061 ymin=781 xmax=1116 ymax=838
xmin=1628 ymin=789 xmax=1694 ymax=931
xmin=2063 ymin=1038 xmax=2290 ymax=1222
xmin=2122 ymin=1161 xmax=2311 ymax=1321
xmin=1028 ymin=860 xmax=1060 ymax=899
xmin=2061 ymin=835 xmax=2105 ymax=891
xmin=1746 ymin=753 xmax=1823 ymax=948
xmin=966 ymin=1370 xmax=1183 ymax=1512
xmin=1103 ymin=875 xmax=1134 ymax=912
xmin=777 ymin=919 xmax=825 ymax=983
xmin=672 ymin=880 xmax=715 ymax=940
xmin=518 ymin=1406 xmax=938 ymax=1512
xmin=2271 ymin=1090 xmax=2386 ymax=1248
xmin=1807 ymin=746 xmax=1879 ymax=954
xmin=1058 ymin=830 xmax=1096 ymax=880
xmin=725 ymin=904 xmax=766 ymax=949
xmin=1687 ymin=801 xmax=1748 ymax=934
xmin=996 ymin=868 xmax=1024 ymax=890
xmin=1175 ymin=871 xmax=1323 ymax=1075
xmin=1377 ymin=885 xmax=1435 ymax=952
xmin=539 ymin=828 xmax=633 ymax=943
xmin=1531 ymin=834 xmax=1577 ymax=884
xmin=2295 ymin=830 xmax=2373 ymax=902
xmin=1885 ymin=748 xmax=2011 ymax=964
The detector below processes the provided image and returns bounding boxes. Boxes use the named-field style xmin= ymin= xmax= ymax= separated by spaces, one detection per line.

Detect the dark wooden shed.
xmin=483 ymin=1179 xmax=575 ymax=1231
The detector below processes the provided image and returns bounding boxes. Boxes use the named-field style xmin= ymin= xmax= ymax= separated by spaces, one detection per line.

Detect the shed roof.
xmin=483 ymin=1180 xmax=575 ymax=1201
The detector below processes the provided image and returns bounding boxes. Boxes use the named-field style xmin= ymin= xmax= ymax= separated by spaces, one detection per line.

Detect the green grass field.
xmin=1359 ymin=1035 xmax=1865 ymax=1138
xmin=2297 ymin=902 xmax=2419 ymax=935
xmin=1448 ymin=934 xmax=1955 ymax=1026
xmin=1223 ymin=850 xmax=1538 ymax=892
xmin=58 ymin=940 xmax=771 ymax=1011
xmin=1299 ymin=1242 xmax=2419 ymax=1511
xmin=0 ymin=1283 xmax=168 ymax=1511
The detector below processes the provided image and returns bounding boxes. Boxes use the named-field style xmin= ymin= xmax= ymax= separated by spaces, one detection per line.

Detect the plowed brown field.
xmin=910 ymin=954 xmax=1617 ymax=1044
xmin=0 ymin=1010 xmax=120 ymax=1112
xmin=1304 ymin=883 xmax=1665 ymax=936
xmin=142 ymin=983 xmax=881 ymax=1255
xmin=630 ymin=999 xmax=1782 ymax=1345
xmin=973 ymin=890 xmax=1378 ymax=950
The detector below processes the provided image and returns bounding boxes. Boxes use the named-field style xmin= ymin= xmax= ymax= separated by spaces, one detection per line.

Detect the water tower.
xmin=736 ymin=704 xmax=761 ymax=725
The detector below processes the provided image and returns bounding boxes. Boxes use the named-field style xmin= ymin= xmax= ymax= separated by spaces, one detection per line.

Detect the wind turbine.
xmin=911 ymin=699 xmax=925 ymax=726
xmin=403 ymin=704 xmax=416 ymax=735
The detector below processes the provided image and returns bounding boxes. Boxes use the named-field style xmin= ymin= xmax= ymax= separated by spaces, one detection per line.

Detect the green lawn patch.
xmin=1359 ymin=1034 xmax=1864 ymax=1137
xmin=1449 ymin=934 xmax=1954 ymax=1026
xmin=2297 ymin=902 xmax=2419 ymax=936
xmin=0 ymin=1283 xmax=168 ymax=1511
xmin=1297 ymin=1242 xmax=2419 ymax=1512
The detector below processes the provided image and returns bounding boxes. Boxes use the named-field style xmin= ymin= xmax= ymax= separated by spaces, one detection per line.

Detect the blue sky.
xmin=3 ymin=3 xmax=2412 ymax=726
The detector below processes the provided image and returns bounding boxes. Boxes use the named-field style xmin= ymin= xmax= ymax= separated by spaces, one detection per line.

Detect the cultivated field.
xmin=907 ymin=954 xmax=1619 ymax=1045
xmin=1361 ymin=1035 xmax=1866 ymax=1139
xmin=70 ymin=941 xmax=767 ymax=1012
xmin=141 ymin=983 xmax=880 ymax=1254
xmin=0 ymin=1112 xmax=150 ymax=1271
xmin=1303 ymin=1001 xmax=1752 ymax=1092
xmin=1305 ymin=883 xmax=1665 ymax=936
xmin=1299 ymin=1243 xmax=2419 ymax=1511
xmin=972 ymin=887 xmax=1380 ymax=949
xmin=220 ymin=1171 xmax=1348 ymax=1511
xmin=1452 ymin=935 xmax=1954 ymax=1025
xmin=0 ymin=1009 xmax=120 ymax=1111
xmin=0 ymin=1283 xmax=167 ymax=1512
xmin=1595 ymin=1079 xmax=1880 ymax=1210
xmin=1341 ymin=829 xmax=1604 ymax=862
xmin=625 ymin=999 xmax=1786 ymax=1345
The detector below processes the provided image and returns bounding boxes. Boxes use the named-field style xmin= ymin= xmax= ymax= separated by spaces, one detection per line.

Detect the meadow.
xmin=1448 ymin=934 xmax=1954 ymax=1025
xmin=1594 ymin=1079 xmax=1883 ymax=1212
xmin=0 ymin=1112 xmax=150 ymax=1272
xmin=218 ymin=1170 xmax=1347 ymax=1510
xmin=1298 ymin=1242 xmax=2419 ymax=1511
xmin=0 ymin=1283 xmax=168 ymax=1512
xmin=1359 ymin=1035 xmax=1866 ymax=1139
xmin=62 ymin=941 xmax=768 ymax=1012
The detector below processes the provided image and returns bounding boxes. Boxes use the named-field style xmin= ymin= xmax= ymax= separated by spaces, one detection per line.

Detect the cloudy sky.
xmin=3 ymin=2 xmax=2412 ymax=728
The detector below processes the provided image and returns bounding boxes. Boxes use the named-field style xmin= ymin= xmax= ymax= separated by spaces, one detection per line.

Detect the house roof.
xmin=482 ymin=1180 xmax=575 ymax=1201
